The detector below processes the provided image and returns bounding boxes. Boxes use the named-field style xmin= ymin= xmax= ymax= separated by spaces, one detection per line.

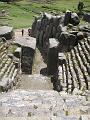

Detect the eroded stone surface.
xmin=0 ymin=89 xmax=89 ymax=119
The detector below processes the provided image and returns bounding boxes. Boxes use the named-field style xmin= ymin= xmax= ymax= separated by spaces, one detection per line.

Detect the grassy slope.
xmin=0 ymin=0 xmax=90 ymax=29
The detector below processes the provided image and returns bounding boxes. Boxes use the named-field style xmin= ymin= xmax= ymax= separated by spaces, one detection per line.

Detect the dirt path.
xmin=32 ymin=48 xmax=47 ymax=74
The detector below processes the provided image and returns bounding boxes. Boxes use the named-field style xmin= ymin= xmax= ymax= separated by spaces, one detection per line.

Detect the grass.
xmin=0 ymin=0 xmax=90 ymax=29
xmin=8 ymin=44 xmax=18 ymax=53
xmin=0 ymin=2 xmax=36 ymax=28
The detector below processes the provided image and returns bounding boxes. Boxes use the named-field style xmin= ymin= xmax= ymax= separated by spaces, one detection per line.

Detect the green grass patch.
xmin=0 ymin=0 xmax=90 ymax=29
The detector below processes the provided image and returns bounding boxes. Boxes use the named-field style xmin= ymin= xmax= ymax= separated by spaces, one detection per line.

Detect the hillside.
xmin=0 ymin=0 xmax=90 ymax=28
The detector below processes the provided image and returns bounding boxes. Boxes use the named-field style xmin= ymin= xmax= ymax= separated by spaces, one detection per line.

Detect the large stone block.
xmin=47 ymin=38 xmax=59 ymax=76
xmin=0 ymin=26 xmax=14 ymax=40
xmin=83 ymin=13 xmax=90 ymax=23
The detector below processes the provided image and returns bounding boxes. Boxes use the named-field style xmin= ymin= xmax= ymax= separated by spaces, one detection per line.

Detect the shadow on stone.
xmin=40 ymin=67 xmax=47 ymax=76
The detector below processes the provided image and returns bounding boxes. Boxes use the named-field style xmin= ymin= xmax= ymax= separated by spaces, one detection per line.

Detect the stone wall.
xmin=21 ymin=47 xmax=35 ymax=74
xmin=31 ymin=11 xmax=80 ymax=56
xmin=0 ymin=41 xmax=19 ymax=92
xmin=83 ymin=13 xmax=90 ymax=23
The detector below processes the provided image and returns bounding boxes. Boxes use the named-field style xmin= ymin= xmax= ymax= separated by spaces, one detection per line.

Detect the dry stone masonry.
xmin=0 ymin=9 xmax=90 ymax=119
xmin=0 ymin=38 xmax=19 ymax=92
xmin=31 ymin=10 xmax=90 ymax=93
xmin=15 ymin=36 xmax=36 ymax=74
xmin=31 ymin=11 xmax=80 ymax=53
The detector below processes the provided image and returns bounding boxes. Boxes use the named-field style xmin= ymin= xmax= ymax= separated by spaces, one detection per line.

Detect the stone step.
xmin=8 ymin=69 xmax=18 ymax=89
xmin=80 ymin=115 xmax=90 ymax=120
xmin=0 ymin=51 xmax=7 ymax=61
xmin=66 ymin=59 xmax=72 ymax=93
xmin=79 ymin=42 xmax=90 ymax=64
xmin=58 ymin=65 xmax=67 ymax=91
xmin=77 ymin=44 xmax=90 ymax=75
xmin=0 ymin=69 xmax=18 ymax=92
xmin=0 ymin=59 xmax=12 ymax=79
xmin=87 ymin=37 xmax=90 ymax=45
xmin=59 ymin=64 xmax=69 ymax=92
xmin=0 ymin=90 xmax=88 ymax=118
xmin=2 ymin=62 xmax=14 ymax=78
xmin=0 ymin=44 xmax=5 ymax=52
xmin=19 ymin=74 xmax=53 ymax=90
xmin=8 ymin=65 xmax=15 ymax=78
xmin=73 ymin=47 xmax=88 ymax=90
xmin=0 ymin=117 xmax=50 ymax=120
xmin=70 ymin=50 xmax=81 ymax=89
xmin=0 ymin=116 xmax=81 ymax=120
xmin=0 ymin=42 xmax=3 ymax=47
xmin=75 ymin=53 xmax=88 ymax=76
xmin=67 ymin=54 xmax=76 ymax=92
xmin=11 ymin=69 xmax=18 ymax=82
xmin=64 ymin=63 xmax=69 ymax=92
xmin=74 ymin=47 xmax=88 ymax=89
xmin=0 ymin=58 xmax=9 ymax=70
xmin=84 ymin=41 xmax=90 ymax=54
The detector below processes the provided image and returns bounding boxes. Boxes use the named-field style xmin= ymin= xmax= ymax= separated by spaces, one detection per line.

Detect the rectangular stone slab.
xmin=15 ymin=37 xmax=36 ymax=50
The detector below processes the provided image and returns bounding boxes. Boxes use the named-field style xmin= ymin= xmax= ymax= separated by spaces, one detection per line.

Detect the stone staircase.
xmin=0 ymin=89 xmax=89 ymax=120
xmin=19 ymin=74 xmax=53 ymax=90
xmin=0 ymin=41 xmax=18 ymax=92
xmin=58 ymin=37 xmax=90 ymax=93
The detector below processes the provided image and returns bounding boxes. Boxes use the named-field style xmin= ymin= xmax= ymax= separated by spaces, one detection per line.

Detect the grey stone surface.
xmin=15 ymin=37 xmax=36 ymax=50
xmin=0 ymin=89 xmax=89 ymax=118
xmin=70 ymin=12 xmax=80 ymax=26
xmin=0 ymin=26 xmax=14 ymax=40
xmin=21 ymin=46 xmax=35 ymax=74
xmin=59 ymin=32 xmax=76 ymax=51
xmin=47 ymin=40 xmax=58 ymax=75
xmin=64 ymin=10 xmax=71 ymax=26
xmin=83 ymin=13 xmax=90 ymax=23
xmin=49 ymin=38 xmax=59 ymax=48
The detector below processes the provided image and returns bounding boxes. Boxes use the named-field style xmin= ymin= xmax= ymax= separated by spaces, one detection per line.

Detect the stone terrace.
xmin=58 ymin=37 xmax=90 ymax=93
xmin=0 ymin=41 xmax=18 ymax=92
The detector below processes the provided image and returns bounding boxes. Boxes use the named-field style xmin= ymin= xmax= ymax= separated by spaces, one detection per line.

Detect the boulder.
xmin=77 ymin=32 xmax=84 ymax=40
xmin=0 ymin=26 xmax=14 ymax=40
xmin=83 ymin=13 xmax=90 ymax=23
xmin=59 ymin=32 xmax=76 ymax=51
xmin=64 ymin=10 xmax=71 ymax=26
xmin=58 ymin=53 xmax=66 ymax=65
xmin=0 ymin=78 xmax=9 ymax=92
xmin=70 ymin=13 xmax=80 ymax=26
xmin=59 ymin=32 xmax=69 ymax=45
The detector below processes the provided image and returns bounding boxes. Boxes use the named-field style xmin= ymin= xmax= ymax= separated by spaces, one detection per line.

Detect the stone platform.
xmin=0 ymin=89 xmax=90 ymax=120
